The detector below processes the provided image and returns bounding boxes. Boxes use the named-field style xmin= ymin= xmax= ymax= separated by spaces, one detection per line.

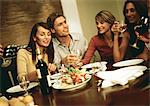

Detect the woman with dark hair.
xmin=17 ymin=22 xmax=56 ymax=81
xmin=123 ymin=0 xmax=149 ymax=62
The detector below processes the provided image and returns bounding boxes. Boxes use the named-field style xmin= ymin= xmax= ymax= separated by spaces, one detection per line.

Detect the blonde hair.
xmin=95 ymin=10 xmax=116 ymax=26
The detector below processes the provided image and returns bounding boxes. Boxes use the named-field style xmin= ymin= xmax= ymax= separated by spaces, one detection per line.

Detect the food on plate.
xmin=81 ymin=62 xmax=107 ymax=73
xmin=58 ymin=67 xmax=91 ymax=88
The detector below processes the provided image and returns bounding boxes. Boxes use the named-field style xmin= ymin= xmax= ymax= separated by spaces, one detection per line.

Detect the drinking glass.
xmin=71 ymin=49 xmax=82 ymax=66
xmin=17 ymin=73 xmax=30 ymax=95
xmin=92 ymin=62 xmax=102 ymax=73
xmin=130 ymin=26 xmax=141 ymax=49
xmin=130 ymin=16 xmax=149 ymax=49
xmin=130 ymin=38 xmax=140 ymax=49
xmin=119 ymin=21 xmax=127 ymax=33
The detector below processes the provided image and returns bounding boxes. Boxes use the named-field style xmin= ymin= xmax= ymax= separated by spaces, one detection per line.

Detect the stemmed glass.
xmin=71 ymin=49 xmax=83 ymax=66
xmin=112 ymin=21 xmax=127 ymax=34
xmin=130 ymin=38 xmax=140 ymax=49
xmin=129 ymin=16 xmax=148 ymax=49
xmin=17 ymin=73 xmax=30 ymax=96
xmin=129 ymin=25 xmax=141 ymax=49
xmin=119 ymin=21 xmax=127 ymax=33
xmin=92 ymin=63 xmax=101 ymax=73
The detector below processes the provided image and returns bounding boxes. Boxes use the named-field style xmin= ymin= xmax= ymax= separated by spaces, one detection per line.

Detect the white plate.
xmin=50 ymin=73 xmax=62 ymax=79
xmin=52 ymin=75 xmax=92 ymax=91
xmin=81 ymin=61 xmax=107 ymax=73
xmin=81 ymin=61 xmax=107 ymax=68
xmin=6 ymin=82 xmax=39 ymax=93
xmin=113 ymin=59 xmax=144 ymax=67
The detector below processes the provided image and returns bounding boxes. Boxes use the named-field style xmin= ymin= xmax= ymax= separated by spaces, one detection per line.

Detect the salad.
xmin=59 ymin=67 xmax=91 ymax=88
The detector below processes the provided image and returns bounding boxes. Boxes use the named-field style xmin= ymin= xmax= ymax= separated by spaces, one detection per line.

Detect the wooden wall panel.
xmin=0 ymin=0 xmax=63 ymax=47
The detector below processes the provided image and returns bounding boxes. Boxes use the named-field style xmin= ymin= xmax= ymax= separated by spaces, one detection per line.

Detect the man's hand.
xmin=61 ymin=54 xmax=78 ymax=66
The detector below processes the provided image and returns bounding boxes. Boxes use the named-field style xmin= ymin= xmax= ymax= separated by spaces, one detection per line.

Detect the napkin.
xmin=96 ymin=66 xmax=147 ymax=88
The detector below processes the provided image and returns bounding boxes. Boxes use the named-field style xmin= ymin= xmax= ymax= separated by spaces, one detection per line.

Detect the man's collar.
xmin=52 ymin=33 xmax=80 ymax=46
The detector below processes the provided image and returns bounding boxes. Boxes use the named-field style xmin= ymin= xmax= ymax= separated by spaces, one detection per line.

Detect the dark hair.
xmin=123 ymin=0 xmax=148 ymax=57
xmin=123 ymin=0 xmax=148 ymax=25
xmin=27 ymin=22 xmax=54 ymax=63
xmin=47 ymin=12 xmax=65 ymax=29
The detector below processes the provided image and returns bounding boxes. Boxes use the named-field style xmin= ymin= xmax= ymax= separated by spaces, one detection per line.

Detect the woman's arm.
xmin=112 ymin=22 xmax=130 ymax=62
xmin=17 ymin=49 xmax=38 ymax=81
xmin=81 ymin=37 xmax=96 ymax=64
xmin=135 ymin=31 xmax=150 ymax=43
xmin=113 ymin=32 xmax=130 ymax=62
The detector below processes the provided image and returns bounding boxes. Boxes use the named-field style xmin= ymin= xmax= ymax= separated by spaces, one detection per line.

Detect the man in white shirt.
xmin=47 ymin=13 xmax=87 ymax=67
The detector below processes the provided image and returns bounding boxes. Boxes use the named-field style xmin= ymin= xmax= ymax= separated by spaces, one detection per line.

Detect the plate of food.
xmin=52 ymin=67 xmax=92 ymax=91
xmin=50 ymin=73 xmax=62 ymax=79
xmin=6 ymin=82 xmax=39 ymax=93
xmin=81 ymin=61 xmax=107 ymax=74
xmin=113 ymin=59 xmax=144 ymax=67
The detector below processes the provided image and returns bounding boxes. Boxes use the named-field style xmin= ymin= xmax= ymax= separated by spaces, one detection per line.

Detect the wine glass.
xmin=71 ymin=49 xmax=83 ymax=66
xmin=92 ymin=62 xmax=102 ymax=73
xmin=130 ymin=38 xmax=140 ymax=49
xmin=119 ymin=21 xmax=127 ymax=33
xmin=17 ymin=73 xmax=30 ymax=96
xmin=129 ymin=26 xmax=141 ymax=49
xmin=130 ymin=16 xmax=148 ymax=49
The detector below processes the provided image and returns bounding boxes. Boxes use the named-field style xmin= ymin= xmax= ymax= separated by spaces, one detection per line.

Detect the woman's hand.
xmin=111 ymin=21 xmax=127 ymax=36
xmin=48 ymin=63 xmax=57 ymax=73
xmin=111 ymin=21 xmax=120 ymax=35
xmin=135 ymin=31 xmax=149 ymax=43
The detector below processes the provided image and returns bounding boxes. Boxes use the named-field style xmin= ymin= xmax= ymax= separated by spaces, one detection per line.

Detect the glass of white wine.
xmin=71 ymin=49 xmax=83 ymax=66
xmin=17 ymin=73 xmax=30 ymax=96
xmin=119 ymin=21 xmax=127 ymax=33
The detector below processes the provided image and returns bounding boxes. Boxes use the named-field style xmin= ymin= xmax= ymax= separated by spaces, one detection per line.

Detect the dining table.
xmin=30 ymin=69 xmax=149 ymax=106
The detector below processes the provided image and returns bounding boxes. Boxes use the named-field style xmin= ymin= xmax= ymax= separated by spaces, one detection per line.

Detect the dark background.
xmin=0 ymin=0 xmax=63 ymax=47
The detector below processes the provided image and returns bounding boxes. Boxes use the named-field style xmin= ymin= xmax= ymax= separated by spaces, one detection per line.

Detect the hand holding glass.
xmin=112 ymin=21 xmax=127 ymax=33
xmin=71 ymin=49 xmax=82 ymax=66
xmin=119 ymin=21 xmax=127 ymax=33
xmin=17 ymin=73 xmax=30 ymax=95
xmin=130 ymin=26 xmax=141 ymax=49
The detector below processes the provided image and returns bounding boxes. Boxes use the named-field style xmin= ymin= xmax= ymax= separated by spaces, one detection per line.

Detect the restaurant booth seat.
xmin=0 ymin=44 xmax=27 ymax=97
xmin=0 ymin=56 xmax=18 ymax=97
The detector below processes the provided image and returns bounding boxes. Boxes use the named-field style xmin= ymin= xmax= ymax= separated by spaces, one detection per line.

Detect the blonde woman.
xmin=81 ymin=10 xmax=130 ymax=70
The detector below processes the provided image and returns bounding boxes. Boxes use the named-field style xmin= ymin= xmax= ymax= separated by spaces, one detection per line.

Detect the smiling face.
xmin=52 ymin=16 xmax=70 ymax=37
xmin=125 ymin=2 xmax=140 ymax=24
xmin=95 ymin=10 xmax=115 ymax=35
xmin=96 ymin=21 xmax=111 ymax=34
xmin=33 ymin=26 xmax=51 ymax=48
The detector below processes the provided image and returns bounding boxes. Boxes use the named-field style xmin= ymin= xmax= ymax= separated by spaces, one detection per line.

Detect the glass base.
xmin=130 ymin=44 xmax=140 ymax=49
